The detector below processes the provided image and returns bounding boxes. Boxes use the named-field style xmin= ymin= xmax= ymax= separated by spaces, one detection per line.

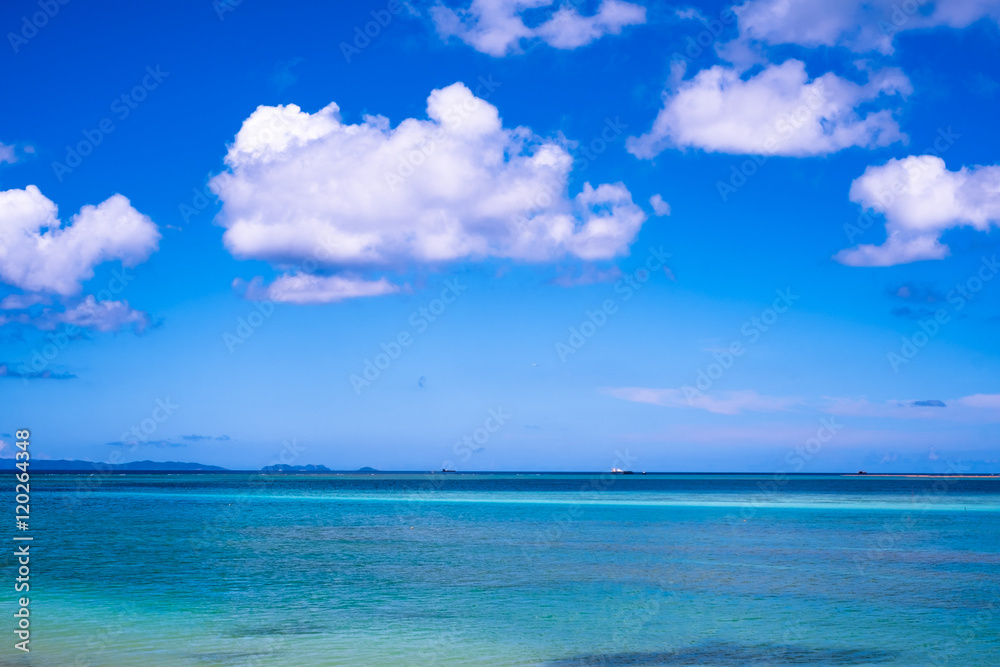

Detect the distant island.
xmin=0 ymin=459 xmax=374 ymax=473
xmin=0 ymin=459 xmax=228 ymax=472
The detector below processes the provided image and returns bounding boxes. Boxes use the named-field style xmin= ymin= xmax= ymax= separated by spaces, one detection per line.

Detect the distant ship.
xmin=611 ymin=468 xmax=634 ymax=474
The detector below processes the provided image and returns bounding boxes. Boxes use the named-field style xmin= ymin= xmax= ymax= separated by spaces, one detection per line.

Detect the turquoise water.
xmin=3 ymin=473 xmax=999 ymax=665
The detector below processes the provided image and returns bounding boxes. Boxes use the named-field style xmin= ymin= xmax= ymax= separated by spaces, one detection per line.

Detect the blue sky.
xmin=1 ymin=0 xmax=999 ymax=472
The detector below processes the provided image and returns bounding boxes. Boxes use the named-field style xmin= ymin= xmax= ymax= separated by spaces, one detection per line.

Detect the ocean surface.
xmin=3 ymin=473 xmax=999 ymax=666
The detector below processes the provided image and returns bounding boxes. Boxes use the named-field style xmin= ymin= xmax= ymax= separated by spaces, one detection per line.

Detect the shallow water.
xmin=3 ymin=473 xmax=998 ymax=665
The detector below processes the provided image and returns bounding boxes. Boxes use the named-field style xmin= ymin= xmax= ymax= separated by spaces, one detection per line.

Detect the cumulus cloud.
xmin=0 ymin=184 xmax=157 ymax=332
xmin=212 ymin=82 xmax=647 ymax=302
xmin=835 ymin=156 xmax=1000 ymax=267
xmin=243 ymin=274 xmax=400 ymax=304
xmin=604 ymin=387 xmax=800 ymax=414
xmin=0 ymin=187 xmax=160 ymax=295
xmin=649 ymin=194 xmax=671 ymax=216
xmin=628 ymin=60 xmax=910 ymax=158
xmin=730 ymin=0 xmax=1000 ymax=55
xmin=431 ymin=0 xmax=645 ymax=56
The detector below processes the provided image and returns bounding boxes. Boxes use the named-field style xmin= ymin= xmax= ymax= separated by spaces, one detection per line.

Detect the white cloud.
xmin=649 ymin=194 xmax=671 ymax=216
xmin=628 ymin=60 xmax=910 ymax=158
xmin=0 ymin=142 xmax=15 ymax=165
xmin=0 ymin=186 xmax=160 ymax=295
xmin=0 ymin=297 xmax=150 ymax=333
xmin=730 ymin=0 xmax=1000 ymax=55
xmin=957 ymin=394 xmax=1000 ymax=410
xmin=836 ymin=156 xmax=1000 ymax=266
xmin=604 ymin=387 xmax=800 ymax=414
xmin=0 ymin=186 xmax=158 ymax=331
xmin=212 ymin=82 xmax=647 ymax=302
xmin=51 ymin=296 xmax=150 ymax=333
xmin=431 ymin=0 xmax=645 ymax=56
xmin=609 ymin=389 xmax=1000 ymax=421
xmin=0 ymin=293 xmax=49 ymax=310
xmin=244 ymin=274 xmax=401 ymax=304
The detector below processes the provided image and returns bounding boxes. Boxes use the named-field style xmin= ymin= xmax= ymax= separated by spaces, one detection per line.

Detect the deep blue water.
xmin=2 ymin=473 xmax=998 ymax=665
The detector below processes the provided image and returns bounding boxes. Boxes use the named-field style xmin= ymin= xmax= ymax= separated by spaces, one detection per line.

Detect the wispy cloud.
xmin=550 ymin=265 xmax=622 ymax=287
xmin=890 ymin=283 xmax=946 ymax=303
xmin=106 ymin=439 xmax=185 ymax=448
xmin=0 ymin=362 xmax=75 ymax=380
xmin=272 ymin=57 xmax=304 ymax=90
xmin=607 ymin=387 xmax=1000 ymax=421
xmin=0 ymin=142 xmax=15 ymax=165
xmin=823 ymin=394 xmax=1000 ymax=422
xmin=604 ymin=387 xmax=801 ymax=414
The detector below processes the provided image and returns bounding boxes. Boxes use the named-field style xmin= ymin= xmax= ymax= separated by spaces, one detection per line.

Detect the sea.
xmin=2 ymin=473 xmax=999 ymax=666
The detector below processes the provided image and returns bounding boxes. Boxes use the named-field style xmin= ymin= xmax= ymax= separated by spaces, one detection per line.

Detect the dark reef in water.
xmin=546 ymin=641 xmax=896 ymax=665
